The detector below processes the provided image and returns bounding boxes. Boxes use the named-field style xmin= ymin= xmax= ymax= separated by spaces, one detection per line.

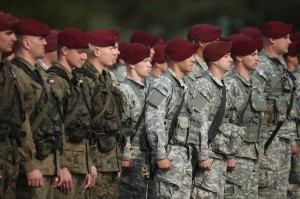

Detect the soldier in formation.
xmin=1 ymin=10 xmax=300 ymax=199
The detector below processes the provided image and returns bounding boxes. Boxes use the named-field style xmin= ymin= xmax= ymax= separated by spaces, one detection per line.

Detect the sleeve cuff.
xmin=156 ymin=147 xmax=167 ymax=160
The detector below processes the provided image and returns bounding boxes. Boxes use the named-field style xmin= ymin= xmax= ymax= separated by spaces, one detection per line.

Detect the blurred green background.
xmin=1 ymin=0 xmax=300 ymax=41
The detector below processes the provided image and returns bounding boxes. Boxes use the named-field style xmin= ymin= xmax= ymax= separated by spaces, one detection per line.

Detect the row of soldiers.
xmin=0 ymin=10 xmax=300 ymax=199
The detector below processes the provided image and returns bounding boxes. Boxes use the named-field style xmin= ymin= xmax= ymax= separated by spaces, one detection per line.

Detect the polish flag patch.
xmin=48 ymin=79 xmax=55 ymax=85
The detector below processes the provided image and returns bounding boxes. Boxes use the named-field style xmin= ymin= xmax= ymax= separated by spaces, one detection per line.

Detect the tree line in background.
xmin=1 ymin=0 xmax=300 ymax=41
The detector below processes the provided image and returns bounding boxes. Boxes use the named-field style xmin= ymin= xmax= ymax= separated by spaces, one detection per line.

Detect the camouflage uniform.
xmin=184 ymin=54 xmax=208 ymax=88
xmin=0 ymin=57 xmax=24 ymax=199
xmin=224 ymin=70 xmax=265 ymax=199
xmin=191 ymin=70 xmax=244 ymax=199
xmin=11 ymin=57 xmax=57 ymax=199
xmin=253 ymin=51 xmax=298 ymax=199
xmin=119 ymin=76 xmax=155 ymax=199
xmin=110 ymin=63 xmax=127 ymax=83
xmin=82 ymin=61 xmax=124 ymax=199
xmin=48 ymin=63 xmax=93 ymax=199
xmin=288 ymin=69 xmax=300 ymax=199
xmin=145 ymin=68 xmax=198 ymax=199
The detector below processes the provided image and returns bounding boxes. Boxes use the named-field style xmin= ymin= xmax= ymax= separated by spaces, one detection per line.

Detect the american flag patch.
xmin=48 ymin=79 xmax=55 ymax=85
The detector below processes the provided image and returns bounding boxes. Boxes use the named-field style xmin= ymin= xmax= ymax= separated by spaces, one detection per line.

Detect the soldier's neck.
xmin=235 ymin=63 xmax=250 ymax=80
xmin=263 ymin=46 xmax=281 ymax=58
xmin=57 ymin=59 xmax=72 ymax=73
xmin=88 ymin=58 xmax=104 ymax=74
xmin=15 ymin=50 xmax=36 ymax=66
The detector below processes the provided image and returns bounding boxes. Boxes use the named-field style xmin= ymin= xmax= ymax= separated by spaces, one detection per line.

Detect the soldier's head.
xmin=123 ymin=43 xmax=151 ymax=80
xmin=261 ymin=21 xmax=292 ymax=57
xmin=240 ymin=26 xmax=263 ymax=52
xmin=283 ymin=41 xmax=299 ymax=72
xmin=203 ymin=41 xmax=233 ymax=76
xmin=57 ymin=28 xmax=89 ymax=71
xmin=87 ymin=29 xmax=120 ymax=68
xmin=187 ymin=24 xmax=222 ymax=51
xmin=118 ymin=42 xmax=130 ymax=65
xmin=152 ymin=44 xmax=168 ymax=75
xmin=130 ymin=30 xmax=156 ymax=61
xmin=14 ymin=18 xmax=49 ymax=63
xmin=165 ymin=38 xmax=198 ymax=78
xmin=230 ymin=37 xmax=259 ymax=71
xmin=41 ymin=29 xmax=59 ymax=66
xmin=0 ymin=12 xmax=19 ymax=56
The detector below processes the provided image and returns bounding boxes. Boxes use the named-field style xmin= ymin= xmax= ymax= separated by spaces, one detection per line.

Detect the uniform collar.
xmin=36 ymin=59 xmax=50 ymax=71
xmin=232 ymin=69 xmax=251 ymax=87
xmin=194 ymin=54 xmax=208 ymax=71
xmin=125 ymin=76 xmax=145 ymax=88
xmin=207 ymin=70 xmax=224 ymax=87
xmin=168 ymin=68 xmax=186 ymax=88
xmin=84 ymin=60 xmax=101 ymax=78
xmin=14 ymin=56 xmax=36 ymax=71
xmin=53 ymin=62 xmax=73 ymax=79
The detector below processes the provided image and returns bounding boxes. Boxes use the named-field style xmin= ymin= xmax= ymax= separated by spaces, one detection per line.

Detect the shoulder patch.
xmin=193 ymin=93 xmax=209 ymax=112
xmin=146 ymin=83 xmax=169 ymax=108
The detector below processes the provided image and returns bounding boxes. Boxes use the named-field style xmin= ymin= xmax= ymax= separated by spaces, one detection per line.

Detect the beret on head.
xmin=123 ymin=43 xmax=150 ymax=65
xmin=188 ymin=24 xmax=222 ymax=42
xmin=223 ymin=34 xmax=251 ymax=43
xmin=87 ymin=29 xmax=119 ymax=47
xmin=240 ymin=26 xmax=262 ymax=39
xmin=15 ymin=18 xmax=49 ymax=36
xmin=165 ymin=38 xmax=199 ymax=62
xmin=286 ymin=41 xmax=298 ymax=56
xmin=118 ymin=42 xmax=130 ymax=60
xmin=58 ymin=28 xmax=89 ymax=49
xmin=0 ymin=12 xmax=19 ymax=31
xmin=231 ymin=38 xmax=259 ymax=57
xmin=203 ymin=41 xmax=232 ymax=62
xmin=291 ymin=31 xmax=300 ymax=42
xmin=130 ymin=30 xmax=156 ymax=48
xmin=45 ymin=30 xmax=59 ymax=53
xmin=152 ymin=44 xmax=167 ymax=64
xmin=261 ymin=21 xmax=292 ymax=39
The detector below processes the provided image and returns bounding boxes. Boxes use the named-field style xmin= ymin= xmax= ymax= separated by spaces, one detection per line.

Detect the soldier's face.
xmin=216 ymin=53 xmax=233 ymax=73
xmin=99 ymin=43 xmax=119 ymax=67
xmin=178 ymin=55 xmax=195 ymax=75
xmin=273 ymin=35 xmax=291 ymax=55
xmin=26 ymin=35 xmax=47 ymax=59
xmin=66 ymin=48 xmax=87 ymax=68
xmin=0 ymin=30 xmax=16 ymax=53
xmin=150 ymin=47 xmax=155 ymax=61
xmin=241 ymin=50 xmax=259 ymax=71
xmin=134 ymin=57 xmax=152 ymax=78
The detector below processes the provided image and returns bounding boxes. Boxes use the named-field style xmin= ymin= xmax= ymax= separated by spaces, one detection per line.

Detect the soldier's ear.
xmin=22 ymin=37 xmax=31 ymax=50
xmin=61 ymin=46 xmax=68 ymax=56
xmin=236 ymin=56 xmax=243 ymax=62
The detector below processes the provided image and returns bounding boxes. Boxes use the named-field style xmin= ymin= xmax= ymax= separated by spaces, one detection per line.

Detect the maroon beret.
xmin=296 ymin=42 xmax=300 ymax=54
xmin=231 ymin=38 xmax=259 ymax=56
xmin=15 ymin=18 xmax=49 ymax=36
xmin=0 ymin=12 xmax=19 ymax=31
xmin=87 ymin=29 xmax=118 ymax=47
xmin=130 ymin=30 xmax=156 ymax=48
xmin=45 ymin=30 xmax=59 ymax=53
xmin=240 ymin=26 xmax=262 ymax=39
xmin=223 ymin=34 xmax=251 ymax=43
xmin=153 ymin=44 xmax=167 ymax=64
xmin=261 ymin=21 xmax=293 ymax=39
xmin=286 ymin=41 xmax=298 ymax=56
xmin=291 ymin=31 xmax=300 ymax=42
xmin=165 ymin=38 xmax=198 ymax=62
xmin=118 ymin=42 xmax=130 ymax=60
xmin=123 ymin=43 xmax=150 ymax=65
xmin=188 ymin=24 xmax=222 ymax=42
xmin=203 ymin=41 xmax=232 ymax=62
xmin=58 ymin=28 xmax=89 ymax=49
